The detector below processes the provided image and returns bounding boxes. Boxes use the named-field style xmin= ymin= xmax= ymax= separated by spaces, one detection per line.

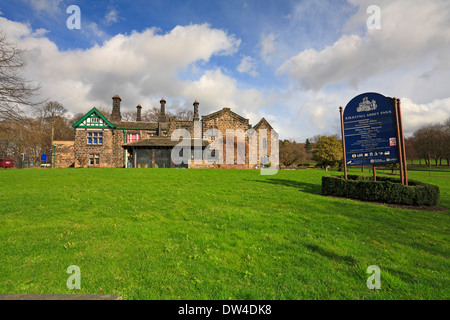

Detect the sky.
xmin=0 ymin=0 xmax=449 ymax=140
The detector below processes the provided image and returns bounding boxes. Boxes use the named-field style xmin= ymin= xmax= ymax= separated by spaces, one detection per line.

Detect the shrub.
xmin=321 ymin=175 xmax=440 ymax=206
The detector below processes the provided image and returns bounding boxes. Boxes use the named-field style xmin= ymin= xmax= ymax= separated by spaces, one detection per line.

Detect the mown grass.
xmin=0 ymin=167 xmax=448 ymax=299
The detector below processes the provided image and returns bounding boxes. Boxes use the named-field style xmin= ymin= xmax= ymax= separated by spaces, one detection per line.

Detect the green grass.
xmin=0 ymin=167 xmax=449 ymax=299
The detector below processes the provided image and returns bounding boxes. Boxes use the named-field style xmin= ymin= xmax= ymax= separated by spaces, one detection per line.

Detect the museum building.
xmin=52 ymin=94 xmax=275 ymax=169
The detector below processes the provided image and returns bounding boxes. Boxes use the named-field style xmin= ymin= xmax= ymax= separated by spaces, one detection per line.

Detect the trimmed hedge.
xmin=322 ymin=175 xmax=440 ymax=206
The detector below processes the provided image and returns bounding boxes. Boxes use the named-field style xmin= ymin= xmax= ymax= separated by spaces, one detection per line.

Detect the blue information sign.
xmin=41 ymin=154 xmax=47 ymax=163
xmin=343 ymin=92 xmax=399 ymax=166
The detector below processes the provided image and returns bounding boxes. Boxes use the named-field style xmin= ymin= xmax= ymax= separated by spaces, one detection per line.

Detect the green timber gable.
xmin=72 ymin=108 xmax=116 ymax=129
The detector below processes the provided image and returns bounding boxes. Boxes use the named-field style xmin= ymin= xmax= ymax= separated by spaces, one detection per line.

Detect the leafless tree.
xmin=412 ymin=123 xmax=444 ymax=167
xmin=175 ymin=108 xmax=194 ymax=121
xmin=41 ymin=101 xmax=67 ymax=141
xmin=121 ymin=110 xmax=137 ymax=121
xmin=0 ymin=32 xmax=42 ymax=123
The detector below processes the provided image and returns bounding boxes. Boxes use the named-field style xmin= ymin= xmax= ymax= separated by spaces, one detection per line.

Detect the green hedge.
xmin=322 ymin=175 xmax=440 ymax=206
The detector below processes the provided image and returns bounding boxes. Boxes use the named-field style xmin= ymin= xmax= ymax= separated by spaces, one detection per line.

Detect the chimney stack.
xmin=136 ymin=104 xmax=142 ymax=122
xmin=111 ymin=94 xmax=122 ymax=122
xmin=159 ymin=98 xmax=167 ymax=122
xmin=193 ymin=100 xmax=199 ymax=121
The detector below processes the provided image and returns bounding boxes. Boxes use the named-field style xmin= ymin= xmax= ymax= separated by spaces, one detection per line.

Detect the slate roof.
xmin=122 ymin=137 xmax=209 ymax=148
xmin=113 ymin=121 xmax=165 ymax=130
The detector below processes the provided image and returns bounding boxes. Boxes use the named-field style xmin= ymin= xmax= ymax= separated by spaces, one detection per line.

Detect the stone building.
xmin=52 ymin=94 xmax=276 ymax=169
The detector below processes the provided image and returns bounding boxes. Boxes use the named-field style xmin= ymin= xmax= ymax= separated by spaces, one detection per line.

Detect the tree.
xmin=121 ymin=110 xmax=137 ymax=121
xmin=0 ymin=32 xmax=42 ymax=123
xmin=41 ymin=101 xmax=67 ymax=141
xmin=279 ymin=139 xmax=306 ymax=167
xmin=304 ymin=138 xmax=312 ymax=153
xmin=175 ymin=108 xmax=194 ymax=121
xmin=312 ymin=135 xmax=343 ymax=170
xmin=412 ymin=124 xmax=443 ymax=167
xmin=443 ymin=117 xmax=450 ymax=166
xmin=404 ymin=137 xmax=417 ymax=165
xmin=94 ymin=106 xmax=110 ymax=120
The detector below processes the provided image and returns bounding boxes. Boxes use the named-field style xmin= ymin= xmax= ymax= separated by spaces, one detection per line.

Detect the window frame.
xmin=87 ymin=132 xmax=103 ymax=145
xmin=89 ymin=154 xmax=100 ymax=166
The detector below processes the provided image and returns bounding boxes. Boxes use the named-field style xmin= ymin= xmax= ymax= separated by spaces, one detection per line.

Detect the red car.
xmin=0 ymin=159 xmax=14 ymax=168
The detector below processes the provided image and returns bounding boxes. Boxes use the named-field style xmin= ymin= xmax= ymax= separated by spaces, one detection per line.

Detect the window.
xmin=87 ymin=132 xmax=103 ymax=145
xmin=208 ymin=127 xmax=216 ymax=141
xmin=90 ymin=117 xmax=99 ymax=123
xmin=127 ymin=134 xmax=140 ymax=143
xmin=89 ymin=154 xmax=100 ymax=165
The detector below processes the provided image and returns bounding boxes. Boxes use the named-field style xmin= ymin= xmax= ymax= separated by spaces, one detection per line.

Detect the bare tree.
xmin=142 ymin=107 xmax=173 ymax=122
xmin=121 ymin=110 xmax=137 ymax=121
xmin=93 ymin=106 xmax=110 ymax=120
xmin=443 ymin=117 xmax=450 ymax=166
xmin=175 ymin=108 xmax=194 ymax=121
xmin=404 ymin=137 xmax=417 ymax=165
xmin=412 ymin=123 xmax=444 ymax=167
xmin=42 ymin=101 xmax=67 ymax=141
xmin=0 ymin=32 xmax=42 ymax=123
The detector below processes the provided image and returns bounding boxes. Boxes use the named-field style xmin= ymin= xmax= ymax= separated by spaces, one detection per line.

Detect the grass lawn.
xmin=0 ymin=167 xmax=448 ymax=299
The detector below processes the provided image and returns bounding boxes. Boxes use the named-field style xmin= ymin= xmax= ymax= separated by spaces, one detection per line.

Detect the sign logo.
xmin=357 ymin=97 xmax=378 ymax=112
xmin=389 ymin=138 xmax=397 ymax=146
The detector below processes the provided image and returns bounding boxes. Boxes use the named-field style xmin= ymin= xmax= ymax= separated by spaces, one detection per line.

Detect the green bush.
xmin=322 ymin=175 xmax=440 ymax=206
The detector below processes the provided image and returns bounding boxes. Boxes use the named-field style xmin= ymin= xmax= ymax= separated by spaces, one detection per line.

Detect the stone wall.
xmin=53 ymin=141 xmax=75 ymax=168
xmin=73 ymin=129 xmax=124 ymax=168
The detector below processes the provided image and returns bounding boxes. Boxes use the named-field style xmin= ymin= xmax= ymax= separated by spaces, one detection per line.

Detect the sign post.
xmin=393 ymin=98 xmax=404 ymax=185
xmin=396 ymin=98 xmax=408 ymax=186
xmin=339 ymin=106 xmax=347 ymax=180
xmin=341 ymin=92 xmax=407 ymax=185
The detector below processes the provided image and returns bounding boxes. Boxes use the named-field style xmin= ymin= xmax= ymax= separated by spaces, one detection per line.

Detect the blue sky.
xmin=1 ymin=0 xmax=449 ymax=140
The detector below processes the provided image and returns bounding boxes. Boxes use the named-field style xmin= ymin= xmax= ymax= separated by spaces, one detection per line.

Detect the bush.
xmin=321 ymin=175 xmax=440 ymax=206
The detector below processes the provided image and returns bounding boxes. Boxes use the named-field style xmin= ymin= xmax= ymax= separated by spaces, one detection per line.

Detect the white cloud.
xmin=277 ymin=0 xmax=450 ymax=93
xmin=178 ymin=68 xmax=271 ymax=117
xmin=103 ymin=9 xmax=120 ymax=25
xmin=26 ymin=0 xmax=63 ymax=16
xmin=0 ymin=18 xmax=262 ymax=122
xmin=82 ymin=22 xmax=105 ymax=38
xmin=400 ymin=97 xmax=450 ymax=136
xmin=237 ymin=56 xmax=258 ymax=77
xmin=260 ymin=32 xmax=277 ymax=64
xmin=271 ymin=0 xmax=450 ymax=140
